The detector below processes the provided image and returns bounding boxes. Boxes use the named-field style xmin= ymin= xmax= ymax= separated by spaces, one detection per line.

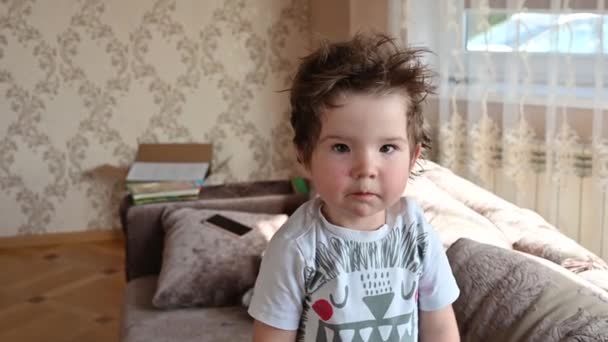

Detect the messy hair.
xmin=289 ymin=33 xmax=434 ymax=164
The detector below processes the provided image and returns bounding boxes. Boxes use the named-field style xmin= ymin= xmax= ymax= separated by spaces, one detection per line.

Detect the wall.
xmin=310 ymin=0 xmax=390 ymax=44
xmin=310 ymin=0 xmax=350 ymax=43
xmin=0 ymin=0 xmax=310 ymax=237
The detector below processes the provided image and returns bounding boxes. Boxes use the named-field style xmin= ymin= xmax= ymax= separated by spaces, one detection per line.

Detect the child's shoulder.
xmin=393 ymin=196 xmax=427 ymax=225
xmin=270 ymin=198 xmax=321 ymax=243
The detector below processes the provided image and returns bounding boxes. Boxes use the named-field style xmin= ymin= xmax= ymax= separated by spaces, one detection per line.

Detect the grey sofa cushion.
xmin=153 ymin=208 xmax=287 ymax=308
xmin=121 ymin=276 xmax=253 ymax=342
xmin=121 ymin=192 xmax=307 ymax=281
xmin=447 ymin=238 xmax=608 ymax=342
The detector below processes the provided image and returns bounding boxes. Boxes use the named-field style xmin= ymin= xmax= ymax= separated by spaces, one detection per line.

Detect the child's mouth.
xmin=351 ymin=192 xmax=375 ymax=199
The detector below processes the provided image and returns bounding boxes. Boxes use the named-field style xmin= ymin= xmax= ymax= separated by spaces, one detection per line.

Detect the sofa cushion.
xmin=447 ymin=238 xmax=608 ymax=342
xmin=123 ymin=276 xmax=253 ymax=342
xmin=153 ymin=208 xmax=288 ymax=308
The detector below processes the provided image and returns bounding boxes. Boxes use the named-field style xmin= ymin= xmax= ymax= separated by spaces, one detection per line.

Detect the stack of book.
xmin=124 ymin=143 xmax=212 ymax=205
xmin=127 ymin=180 xmax=203 ymax=205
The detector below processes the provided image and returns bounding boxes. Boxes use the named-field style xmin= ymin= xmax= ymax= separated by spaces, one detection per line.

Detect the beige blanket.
xmin=406 ymin=160 xmax=608 ymax=289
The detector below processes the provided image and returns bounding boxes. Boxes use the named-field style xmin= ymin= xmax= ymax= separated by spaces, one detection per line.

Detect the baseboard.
xmin=0 ymin=229 xmax=123 ymax=249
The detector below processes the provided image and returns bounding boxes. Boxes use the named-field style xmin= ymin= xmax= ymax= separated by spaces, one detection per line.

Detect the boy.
xmin=248 ymin=33 xmax=460 ymax=342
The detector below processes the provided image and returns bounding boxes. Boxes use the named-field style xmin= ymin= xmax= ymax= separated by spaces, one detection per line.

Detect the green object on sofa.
xmin=290 ymin=177 xmax=310 ymax=195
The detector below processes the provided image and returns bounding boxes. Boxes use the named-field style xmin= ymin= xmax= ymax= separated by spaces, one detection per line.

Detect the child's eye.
xmin=380 ymin=144 xmax=397 ymax=154
xmin=332 ymin=144 xmax=350 ymax=153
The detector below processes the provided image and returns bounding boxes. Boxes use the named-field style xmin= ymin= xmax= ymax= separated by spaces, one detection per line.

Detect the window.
xmin=463 ymin=9 xmax=608 ymax=90
xmin=466 ymin=12 xmax=608 ymax=54
xmin=402 ymin=1 xmax=608 ymax=105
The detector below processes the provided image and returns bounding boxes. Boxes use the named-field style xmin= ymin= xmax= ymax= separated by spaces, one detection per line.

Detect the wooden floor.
xmin=0 ymin=239 xmax=125 ymax=342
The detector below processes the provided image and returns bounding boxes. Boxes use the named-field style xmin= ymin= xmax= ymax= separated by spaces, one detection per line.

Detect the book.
xmin=132 ymin=189 xmax=200 ymax=201
xmin=127 ymin=180 xmax=202 ymax=194
xmin=126 ymin=180 xmax=202 ymax=205
xmin=133 ymin=194 xmax=199 ymax=205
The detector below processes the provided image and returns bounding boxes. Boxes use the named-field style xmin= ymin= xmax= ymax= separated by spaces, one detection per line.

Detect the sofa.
xmin=119 ymin=161 xmax=608 ymax=342
xmin=119 ymin=180 xmax=307 ymax=341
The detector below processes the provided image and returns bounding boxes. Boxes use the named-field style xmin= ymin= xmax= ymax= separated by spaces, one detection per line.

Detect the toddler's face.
xmin=302 ymin=93 xmax=419 ymax=230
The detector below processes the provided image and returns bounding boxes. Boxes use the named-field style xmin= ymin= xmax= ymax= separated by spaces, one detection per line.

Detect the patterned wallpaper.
xmin=0 ymin=0 xmax=310 ymax=237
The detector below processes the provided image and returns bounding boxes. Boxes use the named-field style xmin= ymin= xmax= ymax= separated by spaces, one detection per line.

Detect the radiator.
xmin=452 ymin=144 xmax=608 ymax=260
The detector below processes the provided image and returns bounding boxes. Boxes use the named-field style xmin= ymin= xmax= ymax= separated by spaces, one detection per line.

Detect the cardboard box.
xmin=126 ymin=143 xmax=212 ymax=182
xmin=89 ymin=143 xmax=213 ymax=183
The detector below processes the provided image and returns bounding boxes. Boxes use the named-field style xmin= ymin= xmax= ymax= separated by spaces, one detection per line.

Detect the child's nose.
xmin=351 ymin=152 xmax=377 ymax=179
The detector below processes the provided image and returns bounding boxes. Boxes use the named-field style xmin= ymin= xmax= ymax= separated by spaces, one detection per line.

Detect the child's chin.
xmin=347 ymin=205 xmax=384 ymax=218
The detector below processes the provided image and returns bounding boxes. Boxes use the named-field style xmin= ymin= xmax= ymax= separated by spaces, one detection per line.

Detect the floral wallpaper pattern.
xmin=0 ymin=0 xmax=310 ymax=236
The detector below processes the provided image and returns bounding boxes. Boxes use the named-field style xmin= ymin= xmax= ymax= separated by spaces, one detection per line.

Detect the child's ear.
xmin=410 ymin=144 xmax=422 ymax=169
xmin=296 ymin=150 xmax=312 ymax=178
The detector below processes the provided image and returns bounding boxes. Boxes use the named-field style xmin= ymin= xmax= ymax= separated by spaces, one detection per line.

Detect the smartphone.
xmin=204 ymin=214 xmax=252 ymax=236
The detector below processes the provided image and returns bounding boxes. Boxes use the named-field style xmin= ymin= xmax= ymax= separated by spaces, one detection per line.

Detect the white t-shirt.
xmin=248 ymin=197 xmax=459 ymax=342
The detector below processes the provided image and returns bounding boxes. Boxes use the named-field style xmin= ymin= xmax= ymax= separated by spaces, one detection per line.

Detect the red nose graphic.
xmin=312 ymin=299 xmax=333 ymax=321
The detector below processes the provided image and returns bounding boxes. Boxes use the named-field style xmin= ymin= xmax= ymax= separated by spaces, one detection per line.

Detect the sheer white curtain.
xmin=398 ymin=0 xmax=608 ymax=258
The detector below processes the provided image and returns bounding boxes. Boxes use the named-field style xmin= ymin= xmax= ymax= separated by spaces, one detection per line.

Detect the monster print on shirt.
xmin=298 ymin=221 xmax=428 ymax=342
